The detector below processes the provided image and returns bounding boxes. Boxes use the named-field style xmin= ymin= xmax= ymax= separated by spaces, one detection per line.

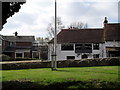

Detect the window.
xmin=9 ymin=42 xmax=13 ymax=46
xmin=67 ymin=56 xmax=75 ymax=60
xmin=75 ymin=44 xmax=83 ymax=53
xmin=85 ymin=44 xmax=92 ymax=50
xmin=16 ymin=53 xmax=23 ymax=58
xmin=33 ymin=43 xmax=38 ymax=47
xmin=75 ymin=43 xmax=92 ymax=53
xmin=75 ymin=44 xmax=83 ymax=49
xmin=93 ymin=54 xmax=99 ymax=58
xmin=61 ymin=44 xmax=74 ymax=51
xmin=93 ymin=43 xmax=99 ymax=50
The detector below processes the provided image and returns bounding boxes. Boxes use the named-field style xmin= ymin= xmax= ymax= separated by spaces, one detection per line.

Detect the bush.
xmin=2 ymin=80 xmax=120 ymax=89
xmin=0 ymin=54 xmax=11 ymax=61
xmin=108 ymin=58 xmax=120 ymax=66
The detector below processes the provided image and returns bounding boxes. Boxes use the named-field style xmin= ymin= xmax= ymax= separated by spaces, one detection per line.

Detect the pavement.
xmin=0 ymin=60 xmax=43 ymax=64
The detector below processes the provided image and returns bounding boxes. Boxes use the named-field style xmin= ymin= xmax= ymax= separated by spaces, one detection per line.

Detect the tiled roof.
xmin=50 ymin=23 xmax=120 ymax=43
xmin=105 ymin=23 xmax=120 ymax=41
xmin=50 ymin=29 xmax=104 ymax=43
xmin=2 ymin=36 xmax=35 ymax=42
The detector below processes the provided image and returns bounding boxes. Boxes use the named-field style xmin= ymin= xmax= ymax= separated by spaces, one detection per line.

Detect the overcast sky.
xmin=0 ymin=0 xmax=119 ymax=38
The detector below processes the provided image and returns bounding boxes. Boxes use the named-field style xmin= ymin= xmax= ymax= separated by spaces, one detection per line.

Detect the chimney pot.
xmin=104 ymin=17 xmax=108 ymax=24
xmin=15 ymin=31 xmax=18 ymax=36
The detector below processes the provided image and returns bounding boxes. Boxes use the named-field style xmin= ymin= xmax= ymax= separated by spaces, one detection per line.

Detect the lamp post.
xmin=51 ymin=0 xmax=57 ymax=71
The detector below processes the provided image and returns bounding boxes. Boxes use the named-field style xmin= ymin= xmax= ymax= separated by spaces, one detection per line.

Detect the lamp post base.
xmin=51 ymin=67 xmax=57 ymax=71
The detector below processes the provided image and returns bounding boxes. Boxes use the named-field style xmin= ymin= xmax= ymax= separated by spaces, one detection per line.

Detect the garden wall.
xmin=1 ymin=57 xmax=120 ymax=70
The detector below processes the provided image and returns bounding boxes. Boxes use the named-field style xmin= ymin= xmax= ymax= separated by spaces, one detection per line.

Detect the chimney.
xmin=104 ymin=17 xmax=108 ymax=24
xmin=103 ymin=17 xmax=108 ymax=42
xmin=15 ymin=31 xmax=18 ymax=36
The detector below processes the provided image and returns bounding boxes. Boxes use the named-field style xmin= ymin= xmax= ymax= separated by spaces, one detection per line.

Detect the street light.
xmin=51 ymin=0 xmax=57 ymax=71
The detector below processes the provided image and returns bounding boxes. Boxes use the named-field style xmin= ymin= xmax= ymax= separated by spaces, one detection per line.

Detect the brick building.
xmin=0 ymin=32 xmax=38 ymax=60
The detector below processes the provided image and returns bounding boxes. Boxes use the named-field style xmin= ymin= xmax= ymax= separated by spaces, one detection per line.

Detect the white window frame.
xmin=15 ymin=52 xmax=24 ymax=58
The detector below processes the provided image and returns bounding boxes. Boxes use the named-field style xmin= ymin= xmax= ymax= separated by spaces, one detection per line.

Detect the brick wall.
xmin=16 ymin=42 xmax=32 ymax=47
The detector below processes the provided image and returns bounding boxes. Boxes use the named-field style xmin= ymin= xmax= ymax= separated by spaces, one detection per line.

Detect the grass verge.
xmin=1 ymin=66 xmax=120 ymax=89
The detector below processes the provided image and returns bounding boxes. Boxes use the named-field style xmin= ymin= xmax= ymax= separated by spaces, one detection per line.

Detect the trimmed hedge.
xmin=1 ymin=57 xmax=120 ymax=70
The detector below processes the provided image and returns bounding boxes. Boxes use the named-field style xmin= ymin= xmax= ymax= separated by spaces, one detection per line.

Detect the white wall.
xmin=92 ymin=43 xmax=106 ymax=58
xmin=48 ymin=43 xmax=107 ymax=60
xmin=105 ymin=41 xmax=120 ymax=47
xmin=48 ymin=41 xmax=120 ymax=60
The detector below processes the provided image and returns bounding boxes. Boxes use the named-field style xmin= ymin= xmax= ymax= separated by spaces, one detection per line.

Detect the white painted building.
xmin=48 ymin=43 xmax=107 ymax=60
xmin=48 ymin=18 xmax=120 ymax=60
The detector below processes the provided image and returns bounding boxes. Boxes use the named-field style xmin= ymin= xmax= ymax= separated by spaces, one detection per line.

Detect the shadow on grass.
xmin=2 ymin=80 xmax=120 ymax=90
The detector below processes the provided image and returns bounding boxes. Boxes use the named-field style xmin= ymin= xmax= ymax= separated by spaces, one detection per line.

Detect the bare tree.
xmin=36 ymin=37 xmax=50 ymax=60
xmin=68 ymin=22 xmax=88 ymax=29
xmin=36 ymin=37 xmax=49 ymax=46
xmin=46 ymin=16 xmax=64 ymax=39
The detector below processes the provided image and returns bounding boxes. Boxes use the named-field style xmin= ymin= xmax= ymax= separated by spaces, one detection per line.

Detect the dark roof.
xmin=2 ymin=36 xmax=35 ymax=42
xmin=50 ymin=28 xmax=104 ymax=43
xmin=50 ymin=23 xmax=120 ymax=44
xmin=105 ymin=23 xmax=120 ymax=41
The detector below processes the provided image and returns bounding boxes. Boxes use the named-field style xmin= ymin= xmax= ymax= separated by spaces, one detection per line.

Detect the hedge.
xmin=1 ymin=57 xmax=120 ymax=70
xmin=2 ymin=80 xmax=120 ymax=89
xmin=0 ymin=54 xmax=11 ymax=61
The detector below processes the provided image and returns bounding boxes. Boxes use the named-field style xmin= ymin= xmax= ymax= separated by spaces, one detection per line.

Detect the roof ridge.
xmin=62 ymin=28 xmax=103 ymax=31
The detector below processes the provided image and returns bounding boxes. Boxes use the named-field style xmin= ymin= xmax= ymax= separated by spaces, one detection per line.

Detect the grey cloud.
xmin=58 ymin=1 xmax=118 ymax=28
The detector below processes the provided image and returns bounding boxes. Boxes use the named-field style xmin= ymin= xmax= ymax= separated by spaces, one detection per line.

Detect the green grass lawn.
xmin=1 ymin=66 xmax=120 ymax=89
